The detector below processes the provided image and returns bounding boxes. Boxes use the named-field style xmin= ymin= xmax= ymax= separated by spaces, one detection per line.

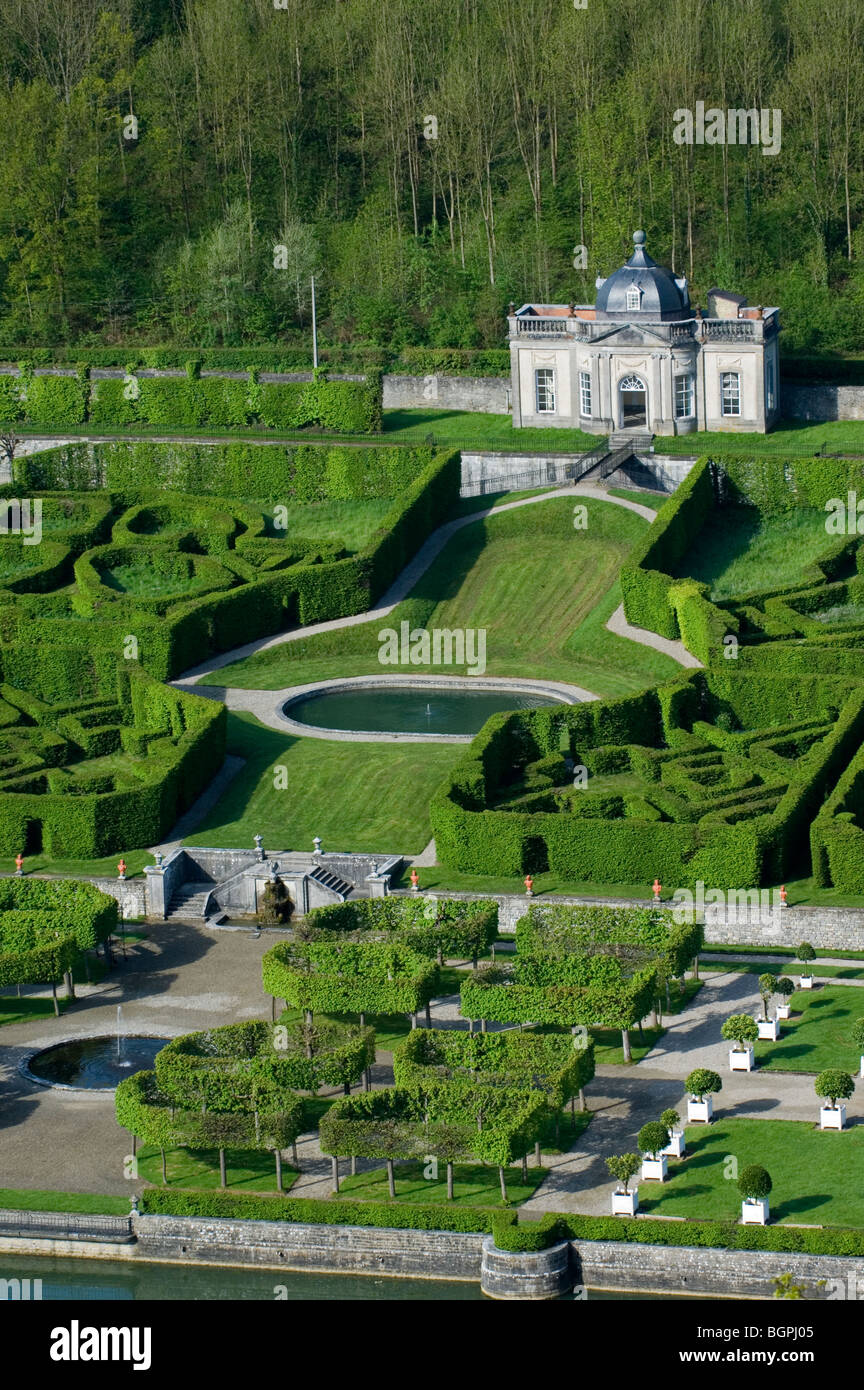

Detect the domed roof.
xmin=595 ymin=231 xmax=691 ymax=322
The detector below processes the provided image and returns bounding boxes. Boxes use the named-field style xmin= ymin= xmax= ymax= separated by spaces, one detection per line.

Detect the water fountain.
xmin=117 ymin=1005 xmax=132 ymax=1067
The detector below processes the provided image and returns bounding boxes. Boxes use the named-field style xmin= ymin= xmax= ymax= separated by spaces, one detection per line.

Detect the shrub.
xmin=796 ymin=942 xmax=816 ymax=964
xmin=758 ymin=972 xmax=778 ymax=1020
xmin=850 ymin=1019 xmax=864 ymax=1051
xmin=660 ymin=1108 xmax=681 ymax=1132
xmin=738 ymin=1165 xmax=773 ymax=1201
xmin=685 ymin=1068 xmax=722 ymax=1101
xmin=637 ymin=1122 xmax=671 ymax=1159
xmin=814 ymin=1070 xmax=855 ymax=1108
xmin=606 ymin=1153 xmax=641 ymax=1193
xmin=721 ymin=1014 xmax=760 ymax=1050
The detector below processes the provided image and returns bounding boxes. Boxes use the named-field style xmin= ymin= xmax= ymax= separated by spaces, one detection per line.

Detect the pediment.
xmin=590 ymin=323 xmax=674 ymax=346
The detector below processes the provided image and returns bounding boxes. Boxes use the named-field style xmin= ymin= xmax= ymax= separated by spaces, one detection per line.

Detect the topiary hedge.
xmin=0 ymin=878 xmax=117 ymax=987
xmin=262 ymin=939 xmax=440 ymax=1018
xmin=392 ymin=1027 xmax=595 ymax=1108
xmin=305 ymin=896 xmax=498 ymax=963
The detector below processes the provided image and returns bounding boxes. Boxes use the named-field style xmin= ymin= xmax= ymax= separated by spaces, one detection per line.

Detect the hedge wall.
xmin=620 ymin=457 xmax=714 ymax=639
xmin=1 ymin=367 xmax=382 ymax=434
xmin=262 ymin=939 xmax=440 ymax=1017
xmin=392 ymin=1027 xmax=595 ymax=1108
xmin=305 ymin=896 xmax=498 ymax=962
xmin=0 ymin=878 xmax=117 ymax=987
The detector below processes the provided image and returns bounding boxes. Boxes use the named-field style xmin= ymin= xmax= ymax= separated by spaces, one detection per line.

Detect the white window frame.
xmin=579 ymin=370 xmax=592 ymax=417
xmin=675 ymin=373 xmax=694 ymax=419
xmin=766 ymin=360 xmax=775 ymax=413
xmin=535 ymin=367 xmax=556 ymax=414
xmin=626 ymin=286 xmax=642 ymax=311
xmin=721 ymin=371 xmax=741 ymax=417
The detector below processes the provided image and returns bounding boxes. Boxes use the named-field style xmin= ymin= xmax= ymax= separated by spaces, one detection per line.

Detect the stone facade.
xmin=509 ymin=231 xmax=780 ymax=437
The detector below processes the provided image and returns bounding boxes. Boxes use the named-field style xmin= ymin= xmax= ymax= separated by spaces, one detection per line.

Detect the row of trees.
xmin=1 ymin=0 xmax=864 ymax=350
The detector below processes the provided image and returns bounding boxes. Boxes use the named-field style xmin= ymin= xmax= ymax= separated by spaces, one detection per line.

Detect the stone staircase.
xmin=307 ymin=863 xmax=354 ymax=900
xmin=608 ymin=429 xmax=654 ymax=452
xmin=166 ymin=881 xmax=214 ymax=921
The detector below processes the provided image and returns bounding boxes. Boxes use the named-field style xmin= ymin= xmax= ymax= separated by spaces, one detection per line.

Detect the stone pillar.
xmin=143 ymin=863 xmax=167 ymax=919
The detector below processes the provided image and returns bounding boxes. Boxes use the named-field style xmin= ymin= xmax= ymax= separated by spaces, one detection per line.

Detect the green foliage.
xmin=138 ymin=1186 xmax=497 ymax=1233
xmin=850 ymin=1018 xmax=864 ymax=1050
xmin=722 ymin=1014 xmax=759 ymax=1048
xmin=392 ymin=1027 xmax=595 ymax=1108
xmin=796 ymin=942 xmax=816 ymax=963
xmin=814 ymin=1070 xmax=855 ymax=1106
xmin=738 ymin=1164 xmax=772 ymax=1201
xmin=685 ymin=1068 xmax=723 ymax=1101
xmin=605 ymin=1153 xmax=641 ymax=1192
xmin=776 ymin=977 xmax=795 ymax=999
xmin=262 ymin=938 xmax=440 ymax=1017
xmin=306 ymin=895 xmax=498 ymax=961
xmin=659 ymin=1108 xmax=680 ymax=1131
xmin=637 ymin=1122 xmax=671 ymax=1159
xmin=0 ymin=878 xmax=116 ymax=987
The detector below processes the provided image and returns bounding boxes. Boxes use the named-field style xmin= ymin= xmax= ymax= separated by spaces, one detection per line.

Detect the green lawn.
xmin=271 ymin=499 xmax=396 ymax=552
xmin=702 ymin=961 xmax=864 ymax=980
xmin=380 ymin=409 xmax=598 ymax=452
xmin=0 ymin=994 xmax=68 ymax=1026
xmin=137 ymin=1145 xmax=299 ymax=1193
xmin=335 ymin=1158 xmax=548 ymax=1206
xmin=205 ymin=495 xmax=680 ymax=699
xmin=607 ymin=488 xmax=662 ymax=508
xmin=183 ymin=711 xmax=456 ymax=856
xmin=0 ymin=850 xmax=153 ymax=877
xmin=0 ymin=1188 xmax=130 ymax=1216
xmin=752 ymin=984 xmax=864 ymax=1073
xmin=674 ymin=506 xmax=832 ymax=600
xmin=639 ymin=1119 xmax=864 ymax=1228
xmin=654 ymin=418 xmax=864 ymax=457
xmin=278 ymin=1003 xmax=412 ymax=1053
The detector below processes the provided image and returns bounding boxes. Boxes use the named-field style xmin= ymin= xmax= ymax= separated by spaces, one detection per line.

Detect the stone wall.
xmin=382 ymin=374 xmax=509 ymax=414
xmin=574 ymin=1238 xmax=864 ymax=1299
xmin=783 ymin=382 xmax=864 ymax=423
xmin=133 ymin=1213 xmax=482 ymax=1280
xmin=398 ymin=890 xmax=864 ymax=950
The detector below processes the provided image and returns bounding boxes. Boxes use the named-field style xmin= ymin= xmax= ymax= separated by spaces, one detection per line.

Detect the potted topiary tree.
xmin=775 ymin=976 xmax=795 ymax=1021
xmin=738 ymin=1164 xmax=772 ymax=1226
xmin=638 ymin=1121 xmax=671 ymax=1182
xmin=685 ymin=1068 xmax=722 ymax=1123
xmin=796 ymin=942 xmax=816 ymax=990
xmin=659 ymin=1107 xmax=685 ymax=1158
xmin=722 ymin=1013 xmax=759 ymax=1071
xmin=852 ymin=1019 xmax=864 ymax=1081
xmin=606 ymin=1153 xmax=642 ymax=1216
xmin=756 ymin=973 xmax=780 ymax=1039
xmin=815 ymin=1070 xmax=854 ymax=1130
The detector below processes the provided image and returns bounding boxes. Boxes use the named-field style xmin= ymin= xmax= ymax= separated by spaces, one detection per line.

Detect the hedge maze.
xmin=0 ymin=445 xmax=459 ymax=857
xmin=433 ymin=457 xmax=864 ymax=891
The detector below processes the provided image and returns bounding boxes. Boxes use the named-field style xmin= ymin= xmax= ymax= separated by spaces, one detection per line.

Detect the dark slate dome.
xmin=594 ymin=231 xmax=691 ymax=322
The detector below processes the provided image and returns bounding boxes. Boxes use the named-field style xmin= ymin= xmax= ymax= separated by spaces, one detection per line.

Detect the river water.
xmin=0 ymin=1253 xmax=672 ymax=1301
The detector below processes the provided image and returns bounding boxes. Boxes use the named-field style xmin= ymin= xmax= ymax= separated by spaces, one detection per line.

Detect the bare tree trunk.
xmin=275 ymin=1149 xmax=283 ymax=1192
xmin=498 ymin=1166 xmax=507 ymax=1202
xmin=386 ymin=1158 xmax=395 ymax=1198
xmin=160 ymin=1148 xmax=167 ymax=1185
xmin=331 ymin=1155 xmax=339 ymax=1193
xmin=447 ymin=1161 xmax=454 ymax=1200
xmin=219 ymin=1149 xmax=227 ymax=1188
xmin=622 ymin=1028 xmax=632 ymax=1063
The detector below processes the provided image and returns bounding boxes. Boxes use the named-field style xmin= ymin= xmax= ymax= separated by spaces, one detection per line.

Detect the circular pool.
xmin=23 ymin=1036 xmax=168 ymax=1091
xmin=285 ymin=684 xmax=564 ymax=737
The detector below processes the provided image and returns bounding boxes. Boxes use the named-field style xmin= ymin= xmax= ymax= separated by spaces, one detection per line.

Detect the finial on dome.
xmin=633 ymin=230 xmax=646 ymax=246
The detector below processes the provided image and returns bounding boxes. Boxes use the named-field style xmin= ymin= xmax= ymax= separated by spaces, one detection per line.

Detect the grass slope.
xmin=674 ymin=507 xmax=831 ymax=599
xmin=205 ymin=496 xmax=680 ymax=699
xmin=182 ymin=712 xmax=456 ymax=855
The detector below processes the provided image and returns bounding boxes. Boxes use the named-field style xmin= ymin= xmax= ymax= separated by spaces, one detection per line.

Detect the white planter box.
xmin=757 ymin=1018 xmax=779 ymax=1040
xmin=729 ymin=1046 xmax=754 ymax=1071
xmin=776 ymin=1004 xmax=791 ymax=1020
xmin=611 ymin=1188 xmax=639 ymax=1216
xmin=687 ymin=1097 xmax=713 ymax=1123
xmin=661 ymin=1131 xmax=686 ymax=1158
xmin=741 ymin=1197 xmax=769 ymax=1226
xmin=799 ymin=974 xmax=814 ymax=990
xmin=641 ymin=1155 xmax=668 ymax=1182
xmin=820 ymin=1104 xmax=847 ymax=1131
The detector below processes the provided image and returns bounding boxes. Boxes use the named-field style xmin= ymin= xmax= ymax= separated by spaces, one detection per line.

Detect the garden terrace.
xmin=392 ymin=1028 xmax=595 ymax=1107
xmin=431 ymin=667 xmax=864 ymax=888
xmin=262 ymin=939 xmax=440 ymax=1019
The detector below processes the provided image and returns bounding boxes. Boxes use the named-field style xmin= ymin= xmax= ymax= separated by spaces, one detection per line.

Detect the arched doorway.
xmin=618 ymin=374 xmax=647 ymax=428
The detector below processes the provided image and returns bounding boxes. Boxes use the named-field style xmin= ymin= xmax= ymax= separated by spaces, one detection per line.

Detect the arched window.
xmin=626 ymin=285 xmax=642 ymax=311
xmin=619 ymin=375 xmax=646 ymax=392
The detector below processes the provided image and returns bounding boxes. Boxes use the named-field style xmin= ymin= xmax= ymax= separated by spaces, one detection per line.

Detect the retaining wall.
xmin=383 ymin=374 xmax=509 ymax=414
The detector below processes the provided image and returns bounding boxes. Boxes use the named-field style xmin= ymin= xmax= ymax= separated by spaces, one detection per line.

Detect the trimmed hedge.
xmin=138 ymin=1186 xmax=497 ymax=1233
xmin=305 ymin=896 xmax=498 ymax=962
xmin=620 ymin=457 xmax=714 ymax=639
xmin=0 ymin=878 xmax=117 ymax=987
xmin=262 ymin=939 xmax=440 ymax=1017
xmin=392 ymin=1027 xmax=595 ymax=1108
xmin=116 ymin=1069 xmax=304 ymax=1152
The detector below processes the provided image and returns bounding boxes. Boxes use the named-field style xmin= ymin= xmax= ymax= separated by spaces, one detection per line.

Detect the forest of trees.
xmin=1 ymin=0 xmax=863 ymax=356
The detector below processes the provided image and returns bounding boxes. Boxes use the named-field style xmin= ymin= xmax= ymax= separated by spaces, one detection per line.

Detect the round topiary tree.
xmin=814 ymin=1070 xmax=855 ymax=1110
xmin=776 ymin=977 xmax=795 ymax=1002
xmin=605 ymin=1152 xmax=641 ymax=1193
xmin=757 ymin=973 xmax=778 ymax=1022
xmin=660 ymin=1107 xmax=681 ymax=1133
xmin=685 ymin=1068 xmax=723 ymax=1102
xmin=796 ymin=941 xmax=815 ymax=965
xmin=738 ymin=1164 xmax=772 ymax=1202
xmin=721 ymin=1014 xmax=759 ymax=1050
xmin=637 ymin=1121 xmax=671 ymax=1160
